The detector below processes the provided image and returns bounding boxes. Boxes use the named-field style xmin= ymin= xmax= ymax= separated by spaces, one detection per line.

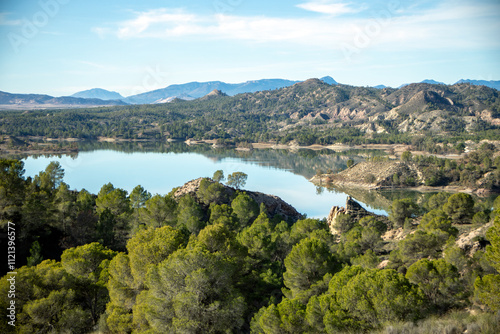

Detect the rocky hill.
xmin=312 ymin=160 xmax=421 ymax=190
xmin=173 ymin=177 xmax=302 ymax=222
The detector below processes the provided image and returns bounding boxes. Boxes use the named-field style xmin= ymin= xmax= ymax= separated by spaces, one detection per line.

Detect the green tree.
xmin=197 ymin=178 xmax=227 ymax=205
xmin=396 ymin=230 xmax=450 ymax=265
xmin=213 ymin=169 xmax=225 ymax=182
xmin=0 ymin=158 xmax=26 ymax=223
xmin=27 ymin=240 xmax=43 ymax=267
xmin=475 ymin=215 xmax=500 ymax=311
xmin=231 ymin=192 xmax=259 ymax=228
xmin=177 ymin=195 xmax=205 ymax=234
xmin=96 ymin=183 xmax=132 ymax=248
xmin=443 ymin=193 xmax=475 ymax=224
xmin=283 ymin=238 xmax=339 ymax=300
xmin=129 ymin=185 xmax=151 ymax=209
xmin=35 ymin=161 xmax=64 ymax=191
xmin=144 ymin=246 xmax=246 ymax=333
xmin=61 ymin=242 xmax=117 ymax=325
xmin=330 ymin=267 xmax=425 ymax=330
xmin=238 ymin=212 xmax=274 ymax=260
xmin=401 ymin=150 xmax=412 ymax=162
xmin=424 ymin=192 xmax=451 ymax=211
xmin=227 ymin=171 xmax=248 ymax=189
xmin=126 ymin=226 xmax=188 ymax=289
xmin=137 ymin=194 xmax=177 ymax=229
xmin=389 ymin=198 xmax=420 ymax=228
xmin=0 ymin=260 xmax=91 ymax=333
xmin=406 ymin=259 xmax=465 ymax=312
xmin=332 ymin=213 xmax=355 ymax=234
xmin=254 ymin=298 xmax=309 ymax=334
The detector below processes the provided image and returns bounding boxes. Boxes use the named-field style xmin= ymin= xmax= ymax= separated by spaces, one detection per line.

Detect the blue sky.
xmin=1 ymin=0 xmax=499 ymax=96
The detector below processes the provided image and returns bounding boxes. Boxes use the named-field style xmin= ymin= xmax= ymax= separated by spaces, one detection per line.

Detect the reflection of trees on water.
xmin=70 ymin=141 xmax=387 ymax=179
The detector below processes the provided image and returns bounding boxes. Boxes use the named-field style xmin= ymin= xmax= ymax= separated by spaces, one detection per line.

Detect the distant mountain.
xmin=373 ymin=85 xmax=388 ymax=89
xmin=71 ymin=88 xmax=124 ymax=100
xmin=198 ymin=89 xmax=228 ymax=101
xmin=0 ymin=91 xmax=128 ymax=110
xmin=455 ymin=79 xmax=500 ymax=90
xmin=420 ymin=79 xmax=446 ymax=85
xmin=124 ymin=78 xmax=304 ymax=104
xmin=399 ymin=79 xmax=446 ymax=88
xmin=320 ymin=76 xmax=338 ymax=85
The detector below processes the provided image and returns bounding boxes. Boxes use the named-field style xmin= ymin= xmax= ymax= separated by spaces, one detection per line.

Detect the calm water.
xmin=22 ymin=149 xmax=386 ymax=219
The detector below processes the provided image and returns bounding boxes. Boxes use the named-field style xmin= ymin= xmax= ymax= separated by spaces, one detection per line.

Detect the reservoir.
xmin=21 ymin=144 xmax=388 ymax=219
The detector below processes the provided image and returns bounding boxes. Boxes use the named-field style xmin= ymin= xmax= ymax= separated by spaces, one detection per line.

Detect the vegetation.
xmin=0 ymin=81 xmax=499 ymax=152
xmin=0 ymin=158 xmax=499 ymax=333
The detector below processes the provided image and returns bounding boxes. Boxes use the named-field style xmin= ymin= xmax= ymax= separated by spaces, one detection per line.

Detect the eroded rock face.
xmin=174 ymin=178 xmax=302 ymax=222
xmin=326 ymin=196 xmax=373 ymax=234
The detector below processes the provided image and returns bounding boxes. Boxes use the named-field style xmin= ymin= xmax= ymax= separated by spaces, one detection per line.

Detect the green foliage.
xmin=144 ymin=246 xmax=246 ymax=333
xmin=254 ymin=298 xmax=309 ymax=334
xmin=298 ymin=266 xmax=426 ymax=332
xmin=283 ymin=237 xmax=339 ymax=300
xmin=333 ymin=213 xmax=354 ymax=234
xmin=212 ymin=169 xmax=225 ymax=182
xmin=136 ymin=194 xmax=177 ymax=229
xmin=401 ymin=150 xmax=412 ymax=162
xmin=129 ymin=185 xmax=151 ymax=209
xmin=395 ymin=230 xmax=451 ymax=265
xmin=27 ymin=240 xmax=43 ymax=267
xmin=197 ymin=178 xmax=227 ymax=205
xmin=0 ymin=156 xmax=496 ymax=333
xmin=443 ymin=193 xmax=475 ymax=224
xmin=231 ymin=192 xmax=259 ymax=228
xmin=227 ymin=171 xmax=248 ymax=189
xmin=177 ymin=195 xmax=205 ymax=234
xmin=475 ymin=274 xmax=500 ymax=312
xmin=406 ymin=259 xmax=465 ymax=312
xmin=419 ymin=209 xmax=458 ymax=236
xmin=0 ymin=243 xmax=116 ymax=334
xmin=389 ymin=198 xmax=420 ymax=227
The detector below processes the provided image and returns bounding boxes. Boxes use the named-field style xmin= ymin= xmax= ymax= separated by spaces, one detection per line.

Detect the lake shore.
xmin=0 ymin=135 xmax=467 ymax=161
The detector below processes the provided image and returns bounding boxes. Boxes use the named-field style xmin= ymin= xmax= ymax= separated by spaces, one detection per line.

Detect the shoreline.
xmin=311 ymin=177 xmax=496 ymax=197
xmin=0 ymin=136 xmax=470 ymax=159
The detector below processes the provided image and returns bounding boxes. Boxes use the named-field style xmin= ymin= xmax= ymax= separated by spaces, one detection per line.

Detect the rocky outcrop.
xmin=455 ymin=221 xmax=493 ymax=256
xmin=326 ymin=196 xmax=383 ymax=234
xmin=314 ymin=160 xmax=422 ymax=190
xmin=174 ymin=178 xmax=302 ymax=222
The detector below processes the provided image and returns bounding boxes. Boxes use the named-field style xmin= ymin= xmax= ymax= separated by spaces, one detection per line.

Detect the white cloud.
xmin=296 ymin=0 xmax=362 ymax=16
xmin=92 ymin=1 xmax=500 ymax=51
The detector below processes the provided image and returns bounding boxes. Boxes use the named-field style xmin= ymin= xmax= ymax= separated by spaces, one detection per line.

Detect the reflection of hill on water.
xmin=72 ymin=141 xmax=386 ymax=180
xmin=326 ymin=184 xmax=441 ymax=213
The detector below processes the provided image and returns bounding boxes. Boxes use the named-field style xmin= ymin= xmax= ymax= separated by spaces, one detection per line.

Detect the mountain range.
xmin=0 ymin=91 xmax=127 ymax=110
xmin=71 ymin=88 xmax=124 ymax=100
xmin=0 ymin=76 xmax=499 ymax=110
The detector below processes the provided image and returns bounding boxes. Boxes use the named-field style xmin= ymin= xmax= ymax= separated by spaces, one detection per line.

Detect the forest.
xmin=1 ymin=158 xmax=500 ymax=333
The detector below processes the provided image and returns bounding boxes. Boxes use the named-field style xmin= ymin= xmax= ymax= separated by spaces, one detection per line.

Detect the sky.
xmin=0 ymin=0 xmax=499 ymax=97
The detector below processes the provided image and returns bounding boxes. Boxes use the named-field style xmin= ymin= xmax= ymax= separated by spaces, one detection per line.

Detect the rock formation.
xmin=326 ymin=196 xmax=384 ymax=234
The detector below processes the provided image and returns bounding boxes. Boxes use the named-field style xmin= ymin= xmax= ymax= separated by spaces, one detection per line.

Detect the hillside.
xmin=0 ymin=80 xmax=499 ymax=148
xmin=312 ymin=142 xmax=500 ymax=194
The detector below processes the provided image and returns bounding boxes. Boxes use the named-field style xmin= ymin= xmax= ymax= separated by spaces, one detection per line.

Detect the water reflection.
xmin=21 ymin=141 xmax=394 ymax=218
